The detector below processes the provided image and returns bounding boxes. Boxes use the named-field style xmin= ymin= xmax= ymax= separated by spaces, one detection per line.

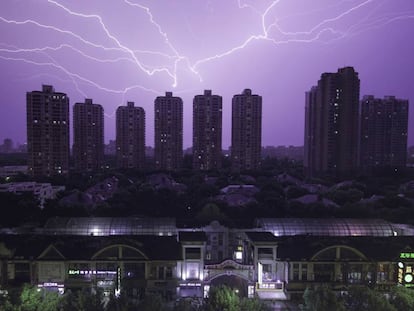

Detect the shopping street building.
xmin=1 ymin=217 xmax=414 ymax=301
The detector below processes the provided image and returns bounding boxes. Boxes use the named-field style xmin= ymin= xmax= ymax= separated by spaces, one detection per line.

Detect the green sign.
xmin=400 ymin=252 xmax=414 ymax=259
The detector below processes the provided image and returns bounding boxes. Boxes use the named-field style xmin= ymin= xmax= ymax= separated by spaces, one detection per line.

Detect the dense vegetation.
xmin=0 ymin=285 xmax=269 ymax=311
xmin=2 ymin=284 xmax=414 ymax=311
xmin=302 ymin=284 xmax=414 ymax=311
xmin=1 ymin=157 xmax=414 ymax=228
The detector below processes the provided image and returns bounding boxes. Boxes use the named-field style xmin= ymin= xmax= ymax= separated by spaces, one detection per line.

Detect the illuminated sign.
xmin=115 ymin=266 xmax=121 ymax=297
xmin=68 ymin=269 xmax=117 ymax=275
xmin=398 ymin=267 xmax=404 ymax=284
xmin=400 ymin=252 xmax=414 ymax=259
xmin=397 ymin=261 xmax=414 ymax=287
xmin=37 ymin=283 xmax=64 ymax=289
xmin=256 ymin=282 xmax=283 ymax=290
xmin=179 ymin=282 xmax=201 ymax=287
xmin=97 ymin=280 xmax=114 ymax=287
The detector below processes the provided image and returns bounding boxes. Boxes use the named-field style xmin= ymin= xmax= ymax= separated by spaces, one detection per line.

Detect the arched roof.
xmin=256 ymin=218 xmax=397 ymax=237
xmin=311 ymin=245 xmax=368 ymax=261
xmin=43 ymin=217 xmax=176 ymax=236
xmin=92 ymin=244 xmax=148 ymax=260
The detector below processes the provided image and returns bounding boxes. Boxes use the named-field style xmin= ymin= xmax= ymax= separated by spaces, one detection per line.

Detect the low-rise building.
xmin=0 ymin=166 xmax=28 ymax=178
xmin=0 ymin=182 xmax=65 ymax=208
xmin=1 ymin=217 xmax=414 ymax=302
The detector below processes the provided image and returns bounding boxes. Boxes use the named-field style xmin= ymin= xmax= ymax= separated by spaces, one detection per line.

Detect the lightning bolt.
xmin=0 ymin=0 xmax=413 ymax=105
xmin=0 ymin=43 xmax=179 ymax=75
xmin=122 ymin=0 xmax=202 ymax=83
xmin=266 ymin=0 xmax=374 ymax=37
xmin=46 ymin=0 xmax=180 ymax=83
xmin=0 ymin=55 xmax=161 ymax=96
xmin=0 ymin=16 xmax=121 ymax=52
xmin=192 ymin=0 xmax=380 ymax=70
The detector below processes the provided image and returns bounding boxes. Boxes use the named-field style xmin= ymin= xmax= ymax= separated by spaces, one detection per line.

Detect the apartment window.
xmin=218 ymin=233 xmax=223 ymax=246
xmin=185 ymin=248 xmax=201 ymax=259
xmin=166 ymin=266 xmax=173 ymax=279
xmin=292 ymin=263 xmax=299 ymax=281
xmin=262 ymin=264 xmax=273 ymax=282
xmin=14 ymin=263 xmax=30 ymax=282
xmin=301 ymin=264 xmax=308 ymax=281
xmin=377 ymin=264 xmax=389 ymax=282
xmin=348 ymin=272 xmax=362 ymax=284
xmin=158 ymin=267 xmax=164 ymax=280
xmin=314 ymin=264 xmax=334 ymax=282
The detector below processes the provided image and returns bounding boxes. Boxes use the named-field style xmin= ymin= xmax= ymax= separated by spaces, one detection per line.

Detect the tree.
xmin=19 ymin=284 xmax=42 ymax=311
xmin=326 ymin=188 xmax=363 ymax=206
xmin=138 ymin=293 xmax=164 ymax=311
xmin=204 ymin=285 xmax=240 ymax=311
xmin=68 ymin=289 xmax=103 ymax=311
xmin=196 ymin=203 xmax=227 ymax=224
xmin=173 ymin=299 xmax=200 ymax=311
xmin=302 ymin=285 xmax=345 ymax=311
xmin=59 ymin=290 xmax=78 ymax=311
xmin=0 ymin=294 xmax=16 ymax=311
xmin=389 ymin=286 xmax=414 ymax=310
xmin=105 ymin=293 xmax=136 ymax=311
xmin=344 ymin=286 xmax=396 ymax=311
xmin=239 ymin=297 xmax=270 ymax=311
xmin=19 ymin=285 xmax=60 ymax=311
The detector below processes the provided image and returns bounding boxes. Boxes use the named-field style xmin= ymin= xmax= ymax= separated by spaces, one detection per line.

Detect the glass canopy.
xmin=255 ymin=218 xmax=397 ymax=237
xmin=42 ymin=217 xmax=177 ymax=236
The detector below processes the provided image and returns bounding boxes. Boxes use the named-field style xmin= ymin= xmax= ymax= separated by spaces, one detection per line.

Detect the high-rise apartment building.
xmin=193 ymin=90 xmax=223 ymax=170
xmin=231 ymin=89 xmax=262 ymax=171
xmin=304 ymin=67 xmax=360 ymax=178
xmin=73 ymin=99 xmax=104 ymax=172
xmin=304 ymin=86 xmax=318 ymax=177
xmin=116 ymin=102 xmax=146 ymax=169
xmin=360 ymin=95 xmax=409 ymax=170
xmin=26 ymin=85 xmax=70 ymax=177
xmin=154 ymin=92 xmax=183 ymax=170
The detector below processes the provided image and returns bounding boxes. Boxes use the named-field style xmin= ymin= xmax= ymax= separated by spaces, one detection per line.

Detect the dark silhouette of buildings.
xmin=0 ymin=138 xmax=13 ymax=153
xmin=116 ymin=102 xmax=146 ymax=169
xmin=154 ymin=92 xmax=183 ymax=171
xmin=231 ymin=89 xmax=262 ymax=171
xmin=104 ymin=140 xmax=116 ymax=155
xmin=26 ymin=85 xmax=69 ymax=177
xmin=73 ymin=99 xmax=104 ymax=172
xmin=304 ymin=67 xmax=360 ymax=178
xmin=360 ymin=95 xmax=409 ymax=170
xmin=193 ymin=90 xmax=223 ymax=170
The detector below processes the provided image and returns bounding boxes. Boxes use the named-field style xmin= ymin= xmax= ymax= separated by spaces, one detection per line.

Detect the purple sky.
xmin=1 ymin=0 xmax=413 ymax=148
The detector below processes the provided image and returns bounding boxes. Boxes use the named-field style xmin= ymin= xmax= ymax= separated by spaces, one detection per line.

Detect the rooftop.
xmin=256 ymin=218 xmax=398 ymax=237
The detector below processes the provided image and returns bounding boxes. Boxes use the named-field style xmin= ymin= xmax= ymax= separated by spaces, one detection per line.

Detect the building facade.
xmin=231 ymin=89 xmax=262 ymax=171
xmin=1 ymin=218 xmax=413 ymax=302
xmin=193 ymin=90 xmax=223 ymax=170
xmin=26 ymin=85 xmax=70 ymax=177
xmin=360 ymin=95 xmax=409 ymax=170
xmin=154 ymin=92 xmax=183 ymax=171
xmin=116 ymin=102 xmax=146 ymax=169
xmin=73 ymin=99 xmax=104 ymax=172
xmin=304 ymin=86 xmax=318 ymax=177
xmin=304 ymin=67 xmax=360 ymax=178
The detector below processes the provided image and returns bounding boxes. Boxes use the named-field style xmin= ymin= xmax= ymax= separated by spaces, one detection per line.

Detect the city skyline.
xmin=1 ymin=0 xmax=413 ymax=148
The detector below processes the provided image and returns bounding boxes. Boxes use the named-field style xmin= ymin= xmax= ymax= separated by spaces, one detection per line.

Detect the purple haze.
xmin=0 ymin=0 xmax=413 ymax=148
